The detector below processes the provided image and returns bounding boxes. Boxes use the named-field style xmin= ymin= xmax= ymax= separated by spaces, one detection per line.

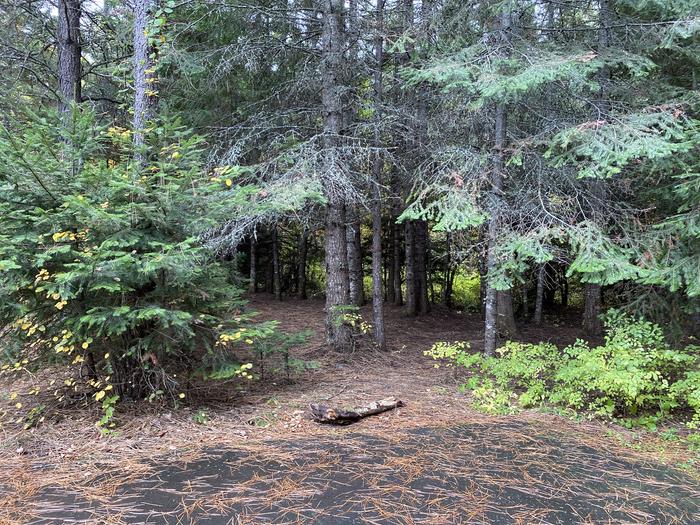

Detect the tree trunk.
xmin=322 ymin=0 xmax=351 ymax=350
xmin=415 ymin=221 xmax=430 ymax=314
xmin=370 ymin=0 xmax=386 ymax=350
xmin=534 ymin=264 xmax=545 ymax=325
xmin=392 ymin=216 xmax=404 ymax=306
xmin=484 ymin=105 xmax=506 ymax=355
xmin=497 ymin=290 xmax=519 ymax=339
xmin=583 ymin=283 xmax=603 ymax=335
xmin=272 ymin=226 xmax=282 ymax=301
xmin=249 ymin=236 xmax=257 ymax=293
xmin=387 ymin=218 xmax=396 ymax=304
xmin=57 ymin=0 xmax=82 ymax=114
xmin=133 ymin=0 xmax=156 ymax=163
xmin=297 ymin=229 xmax=309 ymax=299
xmin=441 ymin=233 xmax=453 ymax=308
xmin=265 ymin=259 xmax=274 ymax=294
xmin=483 ymin=11 xmax=512 ymax=356
xmin=347 ymin=211 xmax=364 ymax=306
xmin=404 ymin=221 xmax=417 ymax=316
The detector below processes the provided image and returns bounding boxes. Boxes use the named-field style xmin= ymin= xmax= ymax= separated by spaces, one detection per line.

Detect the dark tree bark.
xmin=441 ymin=233 xmax=453 ymax=308
xmin=297 ymin=229 xmax=309 ymax=299
xmin=415 ymin=221 xmax=430 ymax=314
xmin=133 ymin=0 xmax=156 ymax=163
xmin=404 ymin=221 xmax=417 ymax=316
xmin=497 ymin=290 xmax=519 ymax=339
xmin=272 ymin=226 xmax=282 ymax=301
xmin=57 ymin=0 xmax=82 ymax=114
xmin=322 ymin=0 xmax=351 ymax=349
xmin=534 ymin=264 xmax=545 ymax=325
xmin=484 ymin=10 xmax=515 ymax=356
xmin=265 ymin=258 xmax=274 ymax=294
xmin=484 ymin=103 xmax=506 ymax=356
xmin=347 ymin=210 xmax=364 ymax=306
xmin=249 ymin=236 xmax=257 ymax=293
xmin=370 ymin=0 xmax=386 ymax=350
xmin=387 ymin=218 xmax=396 ymax=304
xmin=392 ymin=216 xmax=404 ymax=306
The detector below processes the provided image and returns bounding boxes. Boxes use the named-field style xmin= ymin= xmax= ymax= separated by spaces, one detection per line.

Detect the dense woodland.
xmin=1 ymin=0 xmax=700 ymax=436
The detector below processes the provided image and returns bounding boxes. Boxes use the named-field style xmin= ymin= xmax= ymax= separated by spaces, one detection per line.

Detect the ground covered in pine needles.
xmin=1 ymin=296 xmax=699 ymax=524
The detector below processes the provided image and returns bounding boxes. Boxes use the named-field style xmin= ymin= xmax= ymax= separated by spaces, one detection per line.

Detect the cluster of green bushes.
xmin=427 ymin=311 xmax=700 ymax=432
xmin=0 ymin=109 xmax=313 ymax=429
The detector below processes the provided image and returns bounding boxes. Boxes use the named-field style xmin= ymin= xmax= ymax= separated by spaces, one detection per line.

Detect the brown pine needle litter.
xmin=1 ymin=297 xmax=699 ymax=524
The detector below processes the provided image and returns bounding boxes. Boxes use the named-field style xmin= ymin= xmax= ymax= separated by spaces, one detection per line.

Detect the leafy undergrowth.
xmin=428 ymin=310 xmax=700 ymax=454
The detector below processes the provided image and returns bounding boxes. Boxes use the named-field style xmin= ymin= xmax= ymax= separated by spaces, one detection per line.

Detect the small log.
xmin=309 ymin=397 xmax=405 ymax=425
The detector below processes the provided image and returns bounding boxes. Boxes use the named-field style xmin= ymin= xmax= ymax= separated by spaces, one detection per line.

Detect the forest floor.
xmin=1 ymin=295 xmax=699 ymax=524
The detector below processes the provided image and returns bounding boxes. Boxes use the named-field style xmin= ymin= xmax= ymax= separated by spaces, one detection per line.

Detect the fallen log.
xmin=309 ymin=397 xmax=405 ymax=425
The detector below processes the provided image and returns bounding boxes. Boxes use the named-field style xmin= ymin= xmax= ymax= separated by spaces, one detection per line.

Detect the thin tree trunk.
xmin=272 ymin=226 xmax=282 ymax=301
xmin=249 ymin=236 xmax=257 ymax=293
xmin=484 ymin=104 xmax=506 ymax=355
xmin=133 ymin=0 xmax=155 ymax=164
xmin=387 ymin=218 xmax=396 ymax=304
xmin=347 ymin=210 xmax=364 ymax=306
xmin=415 ymin=221 xmax=430 ymax=314
xmin=392 ymin=217 xmax=403 ymax=306
xmin=297 ymin=229 xmax=309 ymax=299
xmin=404 ymin=221 xmax=417 ymax=316
xmin=484 ymin=11 xmax=513 ymax=356
xmin=534 ymin=264 xmax=545 ymax=325
xmin=57 ymin=0 xmax=82 ymax=114
xmin=370 ymin=0 xmax=386 ymax=350
xmin=322 ymin=0 xmax=351 ymax=349
xmin=441 ymin=232 xmax=453 ymax=307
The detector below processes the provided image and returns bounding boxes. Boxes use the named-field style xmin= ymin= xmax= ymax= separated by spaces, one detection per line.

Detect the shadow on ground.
xmin=24 ymin=421 xmax=700 ymax=524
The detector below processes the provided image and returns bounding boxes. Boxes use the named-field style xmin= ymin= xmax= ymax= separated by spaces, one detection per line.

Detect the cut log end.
xmin=309 ymin=397 xmax=405 ymax=425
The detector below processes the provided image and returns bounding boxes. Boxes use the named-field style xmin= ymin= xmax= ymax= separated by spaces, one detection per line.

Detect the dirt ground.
xmin=1 ymin=295 xmax=699 ymax=524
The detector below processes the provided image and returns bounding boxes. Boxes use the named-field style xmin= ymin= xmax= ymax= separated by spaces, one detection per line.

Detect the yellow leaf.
xmin=81 ymin=342 xmax=89 ymax=349
xmin=94 ymin=390 xmax=106 ymax=401
xmin=225 ymin=179 xmax=233 ymax=187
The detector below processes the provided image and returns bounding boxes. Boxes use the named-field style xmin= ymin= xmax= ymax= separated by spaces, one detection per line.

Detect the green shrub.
xmin=0 ymin=109 xmax=283 ymax=425
xmin=427 ymin=311 xmax=700 ymax=428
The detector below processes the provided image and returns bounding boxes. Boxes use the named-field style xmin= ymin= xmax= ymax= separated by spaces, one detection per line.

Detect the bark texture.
xmin=57 ymin=0 xmax=82 ymax=114
xmin=371 ymin=0 xmax=386 ymax=350
xmin=310 ymin=397 xmax=404 ymax=425
xmin=297 ymin=229 xmax=309 ymax=299
xmin=249 ymin=236 xmax=257 ymax=293
xmin=404 ymin=221 xmax=417 ymax=316
xmin=133 ymin=0 xmax=155 ymax=162
xmin=347 ymin=211 xmax=364 ymax=306
xmin=322 ymin=0 xmax=351 ymax=349
xmin=272 ymin=226 xmax=282 ymax=301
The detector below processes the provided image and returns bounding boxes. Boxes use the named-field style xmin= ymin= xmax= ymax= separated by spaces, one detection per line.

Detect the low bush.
xmin=427 ymin=311 xmax=700 ymax=429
